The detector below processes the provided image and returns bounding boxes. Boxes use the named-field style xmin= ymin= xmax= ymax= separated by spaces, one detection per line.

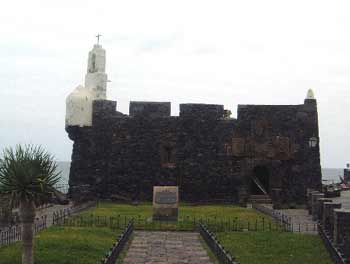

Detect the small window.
xmin=309 ymin=137 xmax=318 ymax=148
xmin=89 ymin=53 xmax=97 ymax=73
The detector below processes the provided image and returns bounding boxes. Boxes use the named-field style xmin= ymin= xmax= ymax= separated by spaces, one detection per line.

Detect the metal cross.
xmin=96 ymin=34 xmax=102 ymax=44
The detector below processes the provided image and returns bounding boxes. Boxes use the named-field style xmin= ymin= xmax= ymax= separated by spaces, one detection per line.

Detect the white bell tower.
xmin=85 ymin=41 xmax=108 ymax=99
xmin=66 ymin=35 xmax=109 ymax=127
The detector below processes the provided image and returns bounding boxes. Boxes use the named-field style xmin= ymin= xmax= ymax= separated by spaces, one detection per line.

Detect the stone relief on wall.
xmin=226 ymin=136 xmax=294 ymax=160
xmin=251 ymin=120 xmax=273 ymax=137
xmin=232 ymin=138 xmax=245 ymax=156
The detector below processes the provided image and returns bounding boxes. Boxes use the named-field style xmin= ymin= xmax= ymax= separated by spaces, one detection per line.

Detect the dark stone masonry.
xmin=66 ymin=97 xmax=321 ymax=204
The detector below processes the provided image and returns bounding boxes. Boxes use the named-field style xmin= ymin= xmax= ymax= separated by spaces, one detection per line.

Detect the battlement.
xmin=129 ymin=101 xmax=171 ymax=118
xmin=180 ymin=104 xmax=224 ymax=119
xmin=91 ymin=100 xmax=228 ymax=121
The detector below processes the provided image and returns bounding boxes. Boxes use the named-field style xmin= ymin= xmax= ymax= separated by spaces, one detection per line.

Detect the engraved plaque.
xmin=155 ymin=191 xmax=177 ymax=204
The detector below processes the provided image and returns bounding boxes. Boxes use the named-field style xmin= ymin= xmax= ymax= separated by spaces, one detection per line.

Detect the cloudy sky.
xmin=0 ymin=0 xmax=349 ymax=168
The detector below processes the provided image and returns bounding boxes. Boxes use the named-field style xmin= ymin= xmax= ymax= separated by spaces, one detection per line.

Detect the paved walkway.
xmin=123 ymin=231 xmax=214 ymax=264
xmin=261 ymin=191 xmax=350 ymax=234
xmin=259 ymin=204 xmax=317 ymax=234
xmin=332 ymin=190 xmax=350 ymax=208
xmin=278 ymin=209 xmax=318 ymax=234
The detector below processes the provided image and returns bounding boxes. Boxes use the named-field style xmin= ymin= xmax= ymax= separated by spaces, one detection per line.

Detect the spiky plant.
xmin=0 ymin=145 xmax=60 ymax=264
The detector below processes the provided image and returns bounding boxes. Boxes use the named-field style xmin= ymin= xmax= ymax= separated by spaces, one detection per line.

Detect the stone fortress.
xmin=66 ymin=43 xmax=322 ymax=205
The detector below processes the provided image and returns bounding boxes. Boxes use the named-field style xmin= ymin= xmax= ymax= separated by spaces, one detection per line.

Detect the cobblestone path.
xmin=123 ymin=231 xmax=214 ymax=264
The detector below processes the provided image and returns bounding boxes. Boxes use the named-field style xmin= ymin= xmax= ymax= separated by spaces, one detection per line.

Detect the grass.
xmin=73 ymin=201 xmax=280 ymax=231
xmin=81 ymin=201 xmax=276 ymax=221
xmin=0 ymin=202 xmax=333 ymax=264
xmin=217 ymin=231 xmax=333 ymax=264
xmin=0 ymin=226 xmax=119 ymax=264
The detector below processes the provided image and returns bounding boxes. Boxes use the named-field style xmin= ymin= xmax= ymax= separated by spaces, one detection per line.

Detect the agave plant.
xmin=0 ymin=145 xmax=60 ymax=264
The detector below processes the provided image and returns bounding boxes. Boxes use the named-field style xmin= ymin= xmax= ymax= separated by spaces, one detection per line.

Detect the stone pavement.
xmin=332 ymin=190 xmax=350 ymax=208
xmin=261 ymin=204 xmax=317 ymax=234
xmin=262 ymin=191 xmax=350 ymax=234
xmin=278 ymin=209 xmax=318 ymax=234
xmin=123 ymin=231 xmax=214 ymax=264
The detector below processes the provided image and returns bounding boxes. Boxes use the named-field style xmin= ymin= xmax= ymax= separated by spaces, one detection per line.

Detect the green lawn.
xmin=81 ymin=202 xmax=276 ymax=222
xmin=74 ymin=202 xmax=280 ymax=231
xmin=0 ymin=202 xmax=333 ymax=264
xmin=83 ymin=202 xmax=270 ymax=221
xmin=217 ymin=231 xmax=333 ymax=264
xmin=0 ymin=226 xmax=118 ymax=264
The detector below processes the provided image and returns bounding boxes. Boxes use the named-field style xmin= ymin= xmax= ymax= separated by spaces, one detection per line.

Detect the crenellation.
xmin=179 ymin=104 xmax=224 ymax=119
xmin=129 ymin=101 xmax=171 ymax=118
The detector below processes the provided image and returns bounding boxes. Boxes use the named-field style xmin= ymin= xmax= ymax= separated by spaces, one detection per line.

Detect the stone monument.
xmin=153 ymin=186 xmax=179 ymax=221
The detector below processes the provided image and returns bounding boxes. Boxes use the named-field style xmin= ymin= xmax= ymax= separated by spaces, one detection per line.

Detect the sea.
xmin=57 ymin=161 xmax=70 ymax=185
xmin=56 ymin=161 xmax=345 ymax=185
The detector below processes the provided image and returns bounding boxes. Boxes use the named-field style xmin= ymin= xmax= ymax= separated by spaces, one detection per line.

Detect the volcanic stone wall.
xmin=231 ymin=99 xmax=321 ymax=204
xmin=66 ymin=98 xmax=321 ymax=204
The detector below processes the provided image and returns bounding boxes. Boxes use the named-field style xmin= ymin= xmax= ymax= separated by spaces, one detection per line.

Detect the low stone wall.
xmin=323 ymin=202 xmax=342 ymax=236
xmin=309 ymin=190 xmax=350 ymax=263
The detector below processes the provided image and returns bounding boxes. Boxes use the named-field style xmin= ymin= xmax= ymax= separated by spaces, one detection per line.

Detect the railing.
xmin=52 ymin=201 xmax=97 ymax=225
xmin=55 ymin=214 xmax=283 ymax=232
xmin=52 ymin=207 xmax=72 ymax=225
xmin=198 ymin=223 xmax=238 ymax=264
xmin=0 ymin=203 xmax=53 ymax=229
xmin=100 ymin=219 xmax=134 ymax=264
xmin=318 ymin=224 xmax=347 ymax=264
xmin=0 ymin=215 xmax=47 ymax=247
xmin=0 ymin=201 xmax=96 ymax=247
xmin=253 ymin=203 xmax=319 ymax=233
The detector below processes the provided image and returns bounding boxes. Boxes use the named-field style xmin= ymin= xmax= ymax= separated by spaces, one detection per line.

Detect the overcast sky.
xmin=0 ymin=0 xmax=349 ymax=168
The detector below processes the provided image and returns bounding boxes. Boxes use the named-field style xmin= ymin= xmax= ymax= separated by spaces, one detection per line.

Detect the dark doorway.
xmin=250 ymin=166 xmax=270 ymax=195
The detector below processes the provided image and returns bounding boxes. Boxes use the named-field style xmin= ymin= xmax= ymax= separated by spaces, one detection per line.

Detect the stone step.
xmin=249 ymin=195 xmax=272 ymax=204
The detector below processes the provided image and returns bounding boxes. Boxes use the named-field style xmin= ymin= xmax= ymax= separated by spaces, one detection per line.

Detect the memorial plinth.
xmin=153 ymin=186 xmax=179 ymax=221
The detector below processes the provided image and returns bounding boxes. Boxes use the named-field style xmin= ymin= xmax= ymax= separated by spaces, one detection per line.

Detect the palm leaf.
xmin=0 ymin=144 xmax=61 ymax=207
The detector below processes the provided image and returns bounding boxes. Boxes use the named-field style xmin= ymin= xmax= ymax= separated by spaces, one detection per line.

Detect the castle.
xmin=66 ymin=43 xmax=322 ymax=205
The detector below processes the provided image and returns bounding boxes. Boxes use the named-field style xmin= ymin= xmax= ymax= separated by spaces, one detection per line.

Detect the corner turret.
xmin=306 ymin=89 xmax=315 ymax=100
xmin=65 ymin=85 xmax=94 ymax=127
xmin=304 ymin=88 xmax=317 ymax=107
